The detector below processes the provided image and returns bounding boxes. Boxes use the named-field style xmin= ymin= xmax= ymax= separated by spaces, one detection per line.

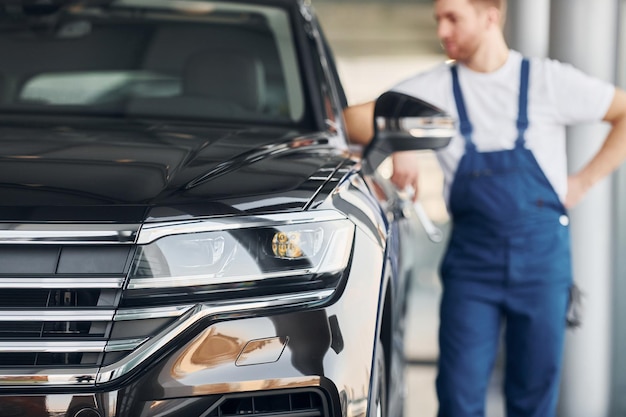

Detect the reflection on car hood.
xmin=0 ymin=119 xmax=349 ymax=222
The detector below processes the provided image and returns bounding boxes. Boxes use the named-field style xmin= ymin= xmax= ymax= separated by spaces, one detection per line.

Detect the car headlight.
xmin=122 ymin=216 xmax=354 ymax=307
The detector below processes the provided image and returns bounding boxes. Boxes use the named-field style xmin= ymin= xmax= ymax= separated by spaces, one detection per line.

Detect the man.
xmin=343 ymin=0 xmax=626 ymax=416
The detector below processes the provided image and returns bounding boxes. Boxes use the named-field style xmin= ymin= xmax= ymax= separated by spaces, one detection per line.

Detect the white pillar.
xmin=611 ymin=2 xmax=626 ymax=415
xmin=504 ymin=0 xmax=551 ymax=58
xmin=548 ymin=1 xmax=618 ymax=416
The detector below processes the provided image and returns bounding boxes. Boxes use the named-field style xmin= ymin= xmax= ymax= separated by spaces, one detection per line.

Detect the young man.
xmin=344 ymin=0 xmax=626 ymax=416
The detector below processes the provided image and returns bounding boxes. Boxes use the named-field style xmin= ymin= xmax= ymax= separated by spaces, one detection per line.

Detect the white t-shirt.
xmin=391 ymin=50 xmax=615 ymax=205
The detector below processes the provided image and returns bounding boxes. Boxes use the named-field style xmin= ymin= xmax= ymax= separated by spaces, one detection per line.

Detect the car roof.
xmin=6 ymin=0 xmax=307 ymax=14
xmin=52 ymin=0 xmax=304 ymax=7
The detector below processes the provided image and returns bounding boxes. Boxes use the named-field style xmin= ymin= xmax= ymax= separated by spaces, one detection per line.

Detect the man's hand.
xmin=391 ymin=151 xmax=420 ymax=201
xmin=564 ymin=174 xmax=591 ymax=209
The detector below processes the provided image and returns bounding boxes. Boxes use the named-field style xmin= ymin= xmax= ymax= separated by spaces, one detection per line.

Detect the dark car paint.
xmin=0 ymin=119 xmax=348 ymax=221
xmin=0 ymin=1 xmax=422 ymax=417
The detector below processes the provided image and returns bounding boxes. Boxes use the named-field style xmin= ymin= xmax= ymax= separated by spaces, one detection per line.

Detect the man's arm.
xmin=343 ymin=101 xmax=375 ymax=146
xmin=566 ymin=87 xmax=626 ymax=208
xmin=343 ymin=101 xmax=421 ymax=200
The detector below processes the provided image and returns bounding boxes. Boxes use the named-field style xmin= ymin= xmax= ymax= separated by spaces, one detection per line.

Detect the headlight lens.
xmin=272 ymin=228 xmax=323 ymax=259
xmin=127 ymin=219 xmax=354 ymax=290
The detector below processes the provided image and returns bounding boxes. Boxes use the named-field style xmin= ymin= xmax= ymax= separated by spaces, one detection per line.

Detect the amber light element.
xmin=272 ymin=232 xmax=302 ymax=258
xmin=272 ymin=228 xmax=324 ymax=260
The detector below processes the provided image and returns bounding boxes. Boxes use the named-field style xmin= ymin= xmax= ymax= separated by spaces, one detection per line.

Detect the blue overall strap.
xmin=450 ymin=65 xmax=475 ymax=149
xmin=515 ymin=58 xmax=530 ymax=147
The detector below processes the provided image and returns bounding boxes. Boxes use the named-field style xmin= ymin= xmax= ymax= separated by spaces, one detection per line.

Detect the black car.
xmin=0 ymin=1 xmax=453 ymax=416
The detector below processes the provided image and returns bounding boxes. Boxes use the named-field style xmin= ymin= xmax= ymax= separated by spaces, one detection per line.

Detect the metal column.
xmin=504 ymin=0 xmax=551 ymax=58
xmin=611 ymin=2 xmax=626 ymax=415
xmin=549 ymin=1 xmax=619 ymax=416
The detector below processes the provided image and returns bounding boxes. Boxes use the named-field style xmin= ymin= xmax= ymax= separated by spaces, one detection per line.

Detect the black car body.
xmin=0 ymin=1 xmax=453 ymax=416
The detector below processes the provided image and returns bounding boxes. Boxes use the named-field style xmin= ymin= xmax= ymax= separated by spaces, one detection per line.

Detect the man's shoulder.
xmin=526 ymin=55 xmax=608 ymax=91
xmin=525 ymin=54 xmax=615 ymax=123
xmin=504 ymin=49 xmax=570 ymax=74
xmin=527 ymin=55 xmax=580 ymax=76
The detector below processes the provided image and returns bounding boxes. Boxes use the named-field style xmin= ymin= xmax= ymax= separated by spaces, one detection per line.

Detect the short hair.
xmin=470 ymin=0 xmax=506 ymax=10
xmin=468 ymin=0 xmax=507 ymax=27
xmin=434 ymin=0 xmax=505 ymax=8
xmin=468 ymin=0 xmax=505 ymax=10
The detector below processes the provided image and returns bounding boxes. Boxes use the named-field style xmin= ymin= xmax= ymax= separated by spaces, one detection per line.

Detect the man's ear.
xmin=486 ymin=6 xmax=504 ymax=29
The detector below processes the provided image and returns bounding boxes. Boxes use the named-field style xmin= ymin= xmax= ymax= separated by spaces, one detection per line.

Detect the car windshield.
xmin=0 ymin=0 xmax=306 ymax=125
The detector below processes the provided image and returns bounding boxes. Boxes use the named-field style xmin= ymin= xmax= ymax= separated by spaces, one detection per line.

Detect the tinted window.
xmin=0 ymin=0 xmax=306 ymax=125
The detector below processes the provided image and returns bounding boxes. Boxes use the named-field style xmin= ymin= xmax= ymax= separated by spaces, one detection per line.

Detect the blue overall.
xmin=436 ymin=60 xmax=573 ymax=417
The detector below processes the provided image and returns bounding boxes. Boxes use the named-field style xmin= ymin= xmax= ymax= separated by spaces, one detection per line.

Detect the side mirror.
xmin=363 ymin=91 xmax=455 ymax=172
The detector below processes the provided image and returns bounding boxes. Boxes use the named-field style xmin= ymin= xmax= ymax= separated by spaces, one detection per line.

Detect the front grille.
xmin=0 ymin=244 xmax=133 ymax=367
xmin=207 ymin=390 xmax=328 ymax=417
xmin=0 ymin=289 xmax=50 ymax=307
xmin=0 ymin=352 xmax=86 ymax=367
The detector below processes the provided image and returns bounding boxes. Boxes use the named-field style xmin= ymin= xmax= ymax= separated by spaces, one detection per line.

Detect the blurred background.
xmin=310 ymin=1 xmax=626 ymax=416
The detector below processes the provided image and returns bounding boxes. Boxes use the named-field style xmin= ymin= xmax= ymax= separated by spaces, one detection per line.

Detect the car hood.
xmin=0 ymin=119 xmax=349 ymax=222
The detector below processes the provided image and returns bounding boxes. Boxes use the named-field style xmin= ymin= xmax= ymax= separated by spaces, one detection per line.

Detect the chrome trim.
xmin=137 ymin=210 xmax=346 ymax=244
xmin=0 ymin=277 xmax=125 ymax=289
xmin=0 ymin=338 xmax=145 ymax=353
xmin=407 ymin=127 xmax=458 ymax=138
xmin=105 ymin=338 xmax=147 ymax=352
xmin=0 ymin=369 xmax=97 ymax=386
xmin=375 ymin=116 xmax=456 ymax=138
xmin=127 ymin=270 xmax=311 ymax=290
xmin=0 ymin=341 xmax=106 ymax=353
xmin=299 ymin=0 xmax=314 ymax=22
xmin=398 ymin=116 xmax=456 ymax=132
xmin=180 ymin=376 xmax=321 ymax=396
xmin=97 ymin=289 xmax=335 ymax=383
xmin=0 ymin=224 xmax=140 ymax=244
xmin=114 ymin=305 xmax=194 ymax=321
xmin=0 ymin=310 xmax=114 ymax=321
